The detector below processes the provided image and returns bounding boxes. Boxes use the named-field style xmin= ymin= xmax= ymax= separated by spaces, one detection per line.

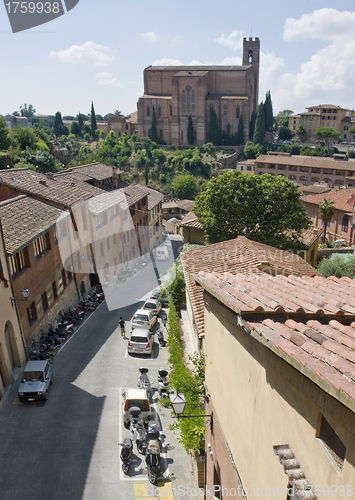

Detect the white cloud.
xmin=270 ymin=8 xmax=355 ymax=113
xmin=141 ymin=32 xmax=159 ymax=43
xmin=50 ymin=41 xmax=114 ymax=67
xmin=214 ymin=30 xmax=244 ymax=51
xmin=96 ymin=73 xmax=123 ymax=88
xmin=152 ymin=58 xmax=182 ymax=66
xmin=188 ymin=59 xmax=214 ymax=66
xmin=283 ymin=8 xmax=355 ymax=42
xmin=220 ymin=57 xmax=242 ymax=65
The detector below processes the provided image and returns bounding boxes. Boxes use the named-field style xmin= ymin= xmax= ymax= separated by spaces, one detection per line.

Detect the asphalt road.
xmin=0 ymin=236 xmax=190 ymax=500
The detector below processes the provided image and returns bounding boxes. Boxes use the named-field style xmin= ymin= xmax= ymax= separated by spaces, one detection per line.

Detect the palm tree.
xmin=318 ymin=198 xmax=335 ymax=242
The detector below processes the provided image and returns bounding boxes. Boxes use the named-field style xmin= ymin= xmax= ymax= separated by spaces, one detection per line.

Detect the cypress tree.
xmin=91 ymin=101 xmax=97 ymax=138
xmin=237 ymin=113 xmax=244 ymax=145
xmin=187 ymin=114 xmax=195 ymax=145
xmin=78 ymin=112 xmax=84 ymax=136
xmin=54 ymin=111 xmax=64 ymax=137
xmin=249 ymin=111 xmax=256 ymax=140
xmin=150 ymin=105 xmax=157 ymax=142
xmin=264 ymin=91 xmax=274 ymax=132
xmin=253 ymin=102 xmax=265 ymax=144
xmin=209 ymin=107 xmax=221 ymax=145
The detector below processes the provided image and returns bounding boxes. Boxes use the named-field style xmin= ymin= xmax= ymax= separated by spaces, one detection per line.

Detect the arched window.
xmin=192 ymin=93 xmax=195 ymax=103
xmin=187 ymin=94 xmax=190 ymax=102
xmin=342 ymin=215 xmax=349 ymax=232
xmin=192 ymin=104 xmax=195 ymax=113
xmin=182 ymin=104 xmax=186 ymax=112
xmin=187 ymin=104 xmax=190 ymax=113
xmin=236 ymin=106 xmax=240 ymax=119
xmin=248 ymin=49 xmax=253 ymax=63
xmin=147 ymin=106 xmax=150 ymax=116
xmin=182 ymin=94 xmax=186 ymax=102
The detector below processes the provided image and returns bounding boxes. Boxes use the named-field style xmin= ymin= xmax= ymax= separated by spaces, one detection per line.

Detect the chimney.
xmin=39 ymin=179 xmax=47 ymax=186
xmin=45 ymin=172 xmax=55 ymax=179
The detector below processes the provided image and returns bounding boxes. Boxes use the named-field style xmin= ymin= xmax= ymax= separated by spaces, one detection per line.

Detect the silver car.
xmin=128 ymin=329 xmax=153 ymax=355
xmin=18 ymin=360 xmax=53 ymax=402
xmin=131 ymin=308 xmax=157 ymax=330
xmin=142 ymin=298 xmax=162 ymax=317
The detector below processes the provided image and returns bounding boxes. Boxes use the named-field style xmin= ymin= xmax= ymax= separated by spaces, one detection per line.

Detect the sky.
xmin=1 ymin=0 xmax=355 ymax=118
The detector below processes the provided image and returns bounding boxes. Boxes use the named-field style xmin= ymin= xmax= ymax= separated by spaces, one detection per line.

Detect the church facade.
xmin=137 ymin=37 xmax=260 ymax=147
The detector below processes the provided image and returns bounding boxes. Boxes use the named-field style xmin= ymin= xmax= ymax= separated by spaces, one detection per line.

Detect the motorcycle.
xmin=129 ymin=406 xmax=147 ymax=455
xmin=120 ymin=437 xmax=133 ymax=474
xmin=157 ymin=369 xmax=169 ymax=399
xmin=145 ymin=422 xmax=162 ymax=484
xmin=137 ymin=367 xmax=151 ymax=398
xmin=156 ymin=329 xmax=166 ymax=347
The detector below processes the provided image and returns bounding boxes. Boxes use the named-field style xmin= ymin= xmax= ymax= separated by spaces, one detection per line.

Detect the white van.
xmin=154 ymin=245 xmax=169 ymax=261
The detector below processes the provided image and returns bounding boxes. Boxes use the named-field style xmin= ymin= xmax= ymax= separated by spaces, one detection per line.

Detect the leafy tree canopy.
xmin=278 ymin=126 xmax=293 ymax=141
xmin=194 ymin=171 xmax=310 ymax=248
xmin=315 ymin=126 xmax=341 ymax=155
xmin=0 ymin=115 xmax=11 ymax=150
xmin=19 ymin=103 xmax=36 ymax=118
xmin=172 ymin=174 xmax=197 ymax=200
xmin=318 ymin=254 xmax=355 ymax=279
xmin=275 ymin=109 xmax=294 ymax=130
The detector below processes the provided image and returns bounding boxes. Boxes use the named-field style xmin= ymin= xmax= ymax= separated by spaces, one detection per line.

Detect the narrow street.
xmin=0 ymin=236 xmax=200 ymax=500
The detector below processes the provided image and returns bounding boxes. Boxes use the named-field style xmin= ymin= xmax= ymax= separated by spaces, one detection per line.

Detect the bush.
xmin=317 ymin=254 xmax=355 ymax=279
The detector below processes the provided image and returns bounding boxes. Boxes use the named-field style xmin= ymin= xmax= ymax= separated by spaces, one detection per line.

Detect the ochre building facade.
xmin=137 ymin=38 xmax=260 ymax=147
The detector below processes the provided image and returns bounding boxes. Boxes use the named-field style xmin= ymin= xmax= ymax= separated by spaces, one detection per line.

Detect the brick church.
xmin=137 ymin=37 xmax=260 ymax=147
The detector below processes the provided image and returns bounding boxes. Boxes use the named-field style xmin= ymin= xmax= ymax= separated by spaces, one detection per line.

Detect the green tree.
xmin=77 ymin=113 xmax=84 ymax=135
xmin=264 ymin=91 xmax=273 ymax=132
xmin=237 ymin=113 xmax=244 ymax=145
xmin=53 ymin=111 xmax=69 ymax=137
xmin=10 ymin=127 xmax=38 ymax=150
xmin=318 ymin=254 xmax=355 ymax=279
xmin=209 ymin=107 xmax=221 ymax=145
xmin=70 ymin=121 xmax=81 ymax=137
xmin=150 ymin=105 xmax=157 ymax=142
xmin=82 ymin=124 xmax=91 ymax=136
xmin=249 ymin=111 xmax=257 ymax=140
xmin=243 ymin=141 xmax=258 ymax=159
xmin=172 ymin=174 xmax=197 ymax=200
xmin=90 ymin=101 xmax=97 ymax=138
xmin=19 ymin=103 xmax=36 ymax=118
xmin=317 ymin=198 xmax=335 ymax=242
xmin=253 ymin=102 xmax=265 ymax=144
xmin=203 ymin=142 xmax=217 ymax=160
xmin=278 ymin=126 xmax=292 ymax=141
xmin=275 ymin=109 xmax=294 ymax=130
xmin=0 ymin=115 xmax=11 ymax=149
xmin=194 ymin=171 xmax=310 ymax=247
xmin=20 ymin=147 xmax=57 ymax=173
xmin=296 ymin=124 xmax=307 ymax=142
xmin=187 ymin=114 xmax=195 ymax=145
xmin=114 ymin=110 xmax=123 ymax=116
xmin=315 ymin=126 xmax=341 ymax=155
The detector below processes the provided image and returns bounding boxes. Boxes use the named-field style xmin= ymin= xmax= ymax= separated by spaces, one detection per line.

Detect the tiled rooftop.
xmin=0 ymin=195 xmax=64 ymax=254
xmin=301 ymin=188 xmax=355 ymax=212
xmin=256 ymin=154 xmax=355 ymax=171
xmin=0 ymin=169 xmax=92 ymax=208
xmin=299 ymin=227 xmax=324 ymax=249
xmin=123 ymin=184 xmax=149 ymax=207
xmin=179 ymin=211 xmax=203 ymax=229
xmin=181 ymin=236 xmax=320 ymax=337
xmin=137 ymin=185 xmax=164 ymax=210
xmin=65 ymin=163 xmax=123 ymax=180
xmin=194 ymin=270 xmax=355 ymax=408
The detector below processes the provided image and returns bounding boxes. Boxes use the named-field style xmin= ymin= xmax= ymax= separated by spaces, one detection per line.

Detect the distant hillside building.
xmin=137 ymin=37 xmax=260 ymax=147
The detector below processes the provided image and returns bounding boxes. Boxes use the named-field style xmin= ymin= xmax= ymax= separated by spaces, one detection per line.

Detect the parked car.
xmin=142 ymin=298 xmax=162 ymax=317
xmin=162 ymin=238 xmax=172 ymax=252
xmin=150 ymin=287 xmax=168 ymax=307
xmin=18 ymin=360 xmax=53 ymax=402
xmin=154 ymin=245 xmax=169 ymax=261
xmin=128 ymin=329 xmax=154 ymax=355
xmin=131 ymin=308 xmax=157 ymax=330
xmin=122 ymin=388 xmax=151 ymax=427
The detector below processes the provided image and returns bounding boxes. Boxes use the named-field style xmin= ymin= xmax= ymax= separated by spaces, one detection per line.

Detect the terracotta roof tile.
xmin=301 ymin=188 xmax=355 ymax=212
xmin=123 ymin=184 xmax=149 ymax=206
xmin=179 ymin=211 xmax=203 ymax=229
xmin=0 ymin=195 xmax=64 ymax=254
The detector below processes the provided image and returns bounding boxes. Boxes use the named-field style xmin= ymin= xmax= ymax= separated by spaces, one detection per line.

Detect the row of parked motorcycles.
xmin=120 ymin=368 xmax=169 ymax=484
xmin=29 ymin=285 xmax=104 ymax=360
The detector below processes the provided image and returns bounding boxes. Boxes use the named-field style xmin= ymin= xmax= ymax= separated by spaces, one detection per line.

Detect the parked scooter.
xmin=120 ymin=437 xmax=133 ymax=473
xmin=129 ymin=407 xmax=147 ymax=455
xmin=137 ymin=367 xmax=151 ymax=398
xmin=145 ymin=422 xmax=162 ymax=484
xmin=156 ymin=329 xmax=166 ymax=347
xmin=157 ymin=369 xmax=169 ymax=399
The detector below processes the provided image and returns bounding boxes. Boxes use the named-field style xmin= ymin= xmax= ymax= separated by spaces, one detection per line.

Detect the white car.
xmin=131 ymin=308 xmax=157 ymax=330
xmin=142 ymin=298 xmax=162 ymax=317
xmin=122 ymin=388 xmax=151 ymax=427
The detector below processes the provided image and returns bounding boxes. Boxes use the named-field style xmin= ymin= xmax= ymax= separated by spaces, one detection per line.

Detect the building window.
xmin=42 ymin=292 xmax=48 ymax=313
xmin=170 ymin=105 xmax=172 ymax=116
xmin=187 ymin=104 xmax=190 ymax=113
xmin=158 ymin=107 xmax=161 ymax=117
xmin=67 ymin=270 xmax=73 ymax=282
xmin=160 ymin=129 xmax=163 ymax=139
xmin=236 ymin=106 xmax=240 ymax=119
xmin=147 ymin=106 xmax=150 ymax=116
xmin=191 ymin=93 xmax=195 ymax=103
xmin=182 ymin=94 xmax=186 ymax=102
xmin=27 ymin=302 xmax=37 ymax=326
xmin=33 ymin=233 xmax=50 ymax=258
xmin=181 ymin=130 xmax=183 ymax=140
xmin=192 ymin=104 xmax=195 ymax=113
xmin=182 ymin=104 xmax=186 ymax=112
xmin=342 ymin=215 xmax=349 ymax=232
xmin=317 ymin=416 xmax=346 ymax=471
xmin=9 ymin=248 xmax=29 ymax=276
xmin=52 ymin=281 xmax=58 ymax=300
xmin=113 ymin=233 xmax=117 ymax=245
xmin=107 ymin=237 xmax=110 ymax=251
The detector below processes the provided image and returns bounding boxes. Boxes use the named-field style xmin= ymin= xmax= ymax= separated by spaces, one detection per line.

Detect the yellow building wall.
xmin=204 ymin=293 xmax=355 ymax=498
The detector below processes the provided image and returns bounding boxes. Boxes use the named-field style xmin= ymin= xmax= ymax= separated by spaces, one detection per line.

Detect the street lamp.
xmin=169 ymin=392 xmax=213 ymax=433
xmin=11 ymin=288 xmax=30 ymax=308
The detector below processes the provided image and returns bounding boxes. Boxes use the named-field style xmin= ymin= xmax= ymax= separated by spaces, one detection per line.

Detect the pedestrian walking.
xmin=118 ymin=317 xmax=126 ymax=338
